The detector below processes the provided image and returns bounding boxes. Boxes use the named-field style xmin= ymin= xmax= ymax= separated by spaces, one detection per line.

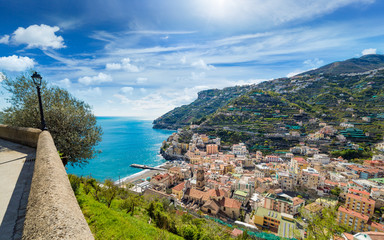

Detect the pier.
xmin=130 ymin=164 xmax=167 ymax=171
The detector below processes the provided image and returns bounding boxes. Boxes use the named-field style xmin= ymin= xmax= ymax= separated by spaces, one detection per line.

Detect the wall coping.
xmin=0 ymin=124 xmax=41 ymax=148
xmin=21 ymin=131 xmax=94 ymax=239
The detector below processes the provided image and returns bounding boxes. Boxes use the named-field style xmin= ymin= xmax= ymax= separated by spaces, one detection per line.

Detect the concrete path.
xmin=0 ymin=138 xmax=36 ymax=240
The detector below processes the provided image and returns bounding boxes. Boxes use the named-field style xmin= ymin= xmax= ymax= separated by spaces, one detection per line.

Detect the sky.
xmin=0 ymin=0 xmax=384 ymax=120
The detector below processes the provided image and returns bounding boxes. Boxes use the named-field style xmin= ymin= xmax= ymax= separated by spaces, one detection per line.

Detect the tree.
xmin=330 ymin=187 xmax=341 ymax=197
xmin=300 ymin=206 xmax=350 ymax=240
xmin=1 ymin=73 xmax=102 ymax=166
xmin=102 ymin=179 xmax=118 ymax=208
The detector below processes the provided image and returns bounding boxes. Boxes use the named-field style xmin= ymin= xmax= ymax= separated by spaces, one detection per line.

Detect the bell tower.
xmin=196 ymin=166 xmax=205 ymax=191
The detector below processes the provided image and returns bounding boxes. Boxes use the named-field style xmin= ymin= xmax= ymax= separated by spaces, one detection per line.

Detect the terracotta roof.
xmin=231 ymin=228 xmax=243 ymax=237
xmin=338 ymin=206 xmax=369 ymax=222
xmin=365 ymin=232 xmax=384 ymax=240
xmin=346 ymin=193 xmax=375 ymax=205
xmin=221 ymin=197 xmax=241 ymax=209
xmin=202 ymin=200 xmax=220 ymax=212
xmin=348 ymin=188 xmax=370 ymax=196
xmin=202 ymin=188 xmax=227 ymax=201
xmin=185 ymin=188 xmax=205 ymax=199
xmin=342 ymin=233 xmax=353 ymax=240
xmin=169 ymin=166 xmax=181 ymax=172
xmin=370 ymin=222 xmax=384 ymax=232
xmin=153 ymin=173 xmax=170 ymax=181
xmin=255 ymin=187 xmax=266 ymax=194
xmin=292 ymin=197 xmax=305 ymax=206
xmin=172 ymin=181 xmax=185 ymax=192
xmin=293 ymin=157 xmax=307 ymax=164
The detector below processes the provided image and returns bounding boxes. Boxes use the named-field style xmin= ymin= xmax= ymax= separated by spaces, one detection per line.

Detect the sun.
xmin=195 ymin=0 xmax=241 ymax=21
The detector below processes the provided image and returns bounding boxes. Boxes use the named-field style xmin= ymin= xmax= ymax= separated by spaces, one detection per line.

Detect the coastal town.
xmin=124 ymin=126 xmax=384 ymax=239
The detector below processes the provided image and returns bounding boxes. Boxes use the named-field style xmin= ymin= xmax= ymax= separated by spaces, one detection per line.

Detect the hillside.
xmin=153 ymin=85 xmax=256 ymax=129
xmin=301 ymin=54 xmax=384 ymax=75
xmin=154 ymin=54 xmax=384 ymax=131
xmin=153 ymin=54 xmax=384 ymax=151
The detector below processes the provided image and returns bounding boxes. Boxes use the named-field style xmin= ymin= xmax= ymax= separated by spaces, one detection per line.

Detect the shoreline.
xmin=114 ymin=161 xmax=169 ymax=185
xmin=114 ymin=159 xmax=187 ymax=186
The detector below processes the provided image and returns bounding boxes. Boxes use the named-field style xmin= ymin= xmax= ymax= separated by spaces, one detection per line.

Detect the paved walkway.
xmin=0 ymin=138 xmax=36 ymax=240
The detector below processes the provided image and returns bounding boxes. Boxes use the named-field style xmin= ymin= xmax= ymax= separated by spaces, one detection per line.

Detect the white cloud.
xmin=362 ymin=48 xmax=376 ymax=55
xmin=0 ymin=35 xmax=9 ymax=44
xmin=0 ymin=55 xmax=35 ymax=72
xmin=105 ymin=58 xmax=139 ymax=72
xmin=139 ymin=88 xmax=147 ymax=93
xmin=180 ymin=56 xmax=187 ymax=64
xmin=57 ymin=78 xmax=71 ymax=88
xmin=121 ymin=58 xmax=139 ymax=72
xmin=113 ymin=93 xmax=130 ymax=104
xmin=136 ymin=77 xmax=147 ymax=84
xmin=78 ymin=73 xmax=112 ymax=85
xmin=121 ymin=86 xmax=134 ymax=94
xmin=77 ymin=87 xmax=102 ymax=97
xmin=12 ymin=24 xmax=65 ymax=50
xmin=303 ymin=58 xmax=324 ymax=68
xmin=0 ymin=72 xmax=6 ymax=82
xmin=191 ymin=59 xmax=215 ymax=70
xmin=287 ymin=71 xmax=304 ymax=78
xmin=106 ymin=63 xmax=122 ymax=70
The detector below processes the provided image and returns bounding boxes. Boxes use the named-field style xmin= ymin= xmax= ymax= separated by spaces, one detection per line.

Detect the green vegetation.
xmin=300 ymin=207 xmax=350 ymax=240
xmin=1 ymin=73 xmax=102 ymax=166
xmin=69 ymin=175 xmax=244 ymax=240
xmin=153 ymin=85 xmax=255 ymax=129
xmin=154 ymin=55 xmax=384 ymax=155
xmin=331 ymin=149 xmax=372 ymax=160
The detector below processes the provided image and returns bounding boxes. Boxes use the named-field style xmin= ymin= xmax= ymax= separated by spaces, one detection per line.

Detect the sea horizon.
xmin=66 ymin=116 xmax=174 ymax=181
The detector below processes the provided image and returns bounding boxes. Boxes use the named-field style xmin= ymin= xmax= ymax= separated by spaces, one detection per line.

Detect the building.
xmin=206 ymin=144 xmax=219 ymax=155
xmin=196 ymin=166 xmax=205 ymax=191
xmin=303 ymin=202 xmax=324 ymax=217
xmin=232 ymin=143 xmax=248 ymax=157
xmin=264 ymin=193 xmax=305 ymax=216
xmin=308 ymin=154 xmax=330 ymax=164
xmin=172 ymin=181 xmax=185 ymax=200
xmin=345 ymin=193 xmax=375 ymax=216
xmin=290 ymin=157 xmax=308 ymax=175
xmin=150 ymin=173 xmax=173 ymax=190
xmin=265 ymin=155 xmax=282 ymax=163
xmin=338 ymin=206 xmax=369 ymax=232
xmin=299 ymin=168 xmax=323 ymax=190
xmin=277 ymin=172 xmax=294 ymax=191
xmin=337 ymin=206 xmax=384 ymax=233
xmin=253 ymin=207 xmax=297 ymax=238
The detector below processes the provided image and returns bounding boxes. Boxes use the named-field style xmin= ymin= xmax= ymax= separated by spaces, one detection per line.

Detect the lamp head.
xmin=31 ymin=71 xmax=42 ymax=87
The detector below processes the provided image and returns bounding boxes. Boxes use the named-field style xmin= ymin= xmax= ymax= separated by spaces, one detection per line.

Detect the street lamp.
xmin=31 ymin=71 xmax=47 ymax=131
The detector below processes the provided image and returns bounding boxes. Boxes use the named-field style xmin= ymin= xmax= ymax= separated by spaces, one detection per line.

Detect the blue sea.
xmin=66 ymin=117 xmax=174 ymax=181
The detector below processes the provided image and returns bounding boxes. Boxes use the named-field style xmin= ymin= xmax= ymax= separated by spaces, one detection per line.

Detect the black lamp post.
xmin=31 ymin=72 xmax=47 ymax=131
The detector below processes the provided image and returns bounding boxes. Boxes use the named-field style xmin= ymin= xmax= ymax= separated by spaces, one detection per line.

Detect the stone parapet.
xmin=22 ymin=131 xmax=93 ymax=239
xmin=0 ymin=124 xmax=41 ymax=148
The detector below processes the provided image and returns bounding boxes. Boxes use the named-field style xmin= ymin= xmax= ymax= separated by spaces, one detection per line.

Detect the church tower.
xmin=196 ymin=166 xmax=205 ymax=191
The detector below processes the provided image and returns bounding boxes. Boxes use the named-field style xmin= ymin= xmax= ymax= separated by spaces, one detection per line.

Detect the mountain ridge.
xmin=153 ymin=54 xmax=384 ymax=136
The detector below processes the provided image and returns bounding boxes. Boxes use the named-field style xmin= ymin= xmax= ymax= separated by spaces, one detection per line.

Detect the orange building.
xmin=337 ymin=206 xmax=384 ymax=232
xmin=345 ymin=193 xmax=375 ymax=216
xmin=206 ymin=144 xmax=219 ymax=155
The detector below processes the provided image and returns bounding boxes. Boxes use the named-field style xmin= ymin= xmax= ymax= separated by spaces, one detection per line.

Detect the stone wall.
xmin=0 ymin=124 xmax=41 ymax=148
xmin=22 ymin=131 xmax=93 ymax=239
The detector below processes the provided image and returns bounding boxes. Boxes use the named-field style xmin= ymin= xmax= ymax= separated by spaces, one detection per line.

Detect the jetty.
xmin=130 ymin=164 xmax=167 ymax=171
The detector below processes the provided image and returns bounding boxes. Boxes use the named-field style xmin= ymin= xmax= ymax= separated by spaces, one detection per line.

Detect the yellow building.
xmin=346 ymin=193 xmax=375 ymax=216
xmin=171 ymin=181 xmax=185 ymax=200
xmin=290 ymin=157 xmax=308 ymax=174
xmin=254 ymin=207 xmax=297 ymax=238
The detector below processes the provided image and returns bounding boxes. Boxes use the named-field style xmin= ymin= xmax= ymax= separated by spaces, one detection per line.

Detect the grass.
xmin=75 ymin=185 xmax=183 ymax=240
